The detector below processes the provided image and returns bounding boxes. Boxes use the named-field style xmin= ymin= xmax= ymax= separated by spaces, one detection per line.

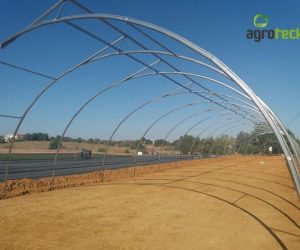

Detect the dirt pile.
xmin=0 ymin=157 xmax=218 ymax=199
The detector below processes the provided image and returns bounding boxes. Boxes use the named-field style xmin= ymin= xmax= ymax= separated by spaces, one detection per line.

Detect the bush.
xmin=154 ymin=139 xmax=169 ymax=147
xmin=0 ymin=136 xmax=5 ymax=144
xmin=48 ymin=139 xmax=62 ymax=149
xmin=98 ymin=147 xmax=106 ymax=152
xmin=124 ymin=149 xmax=130 ymax=154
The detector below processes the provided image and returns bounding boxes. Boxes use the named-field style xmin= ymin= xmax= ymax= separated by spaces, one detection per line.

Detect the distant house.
xmin=4 ymin=134 xmax=24 ymax=142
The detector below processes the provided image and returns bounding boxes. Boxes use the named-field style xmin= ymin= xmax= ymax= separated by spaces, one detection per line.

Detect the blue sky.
xmin=0 ymin=0 xmax=299 ymax=140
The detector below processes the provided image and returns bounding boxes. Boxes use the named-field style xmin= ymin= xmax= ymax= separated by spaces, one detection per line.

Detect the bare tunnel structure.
xmin=0 ymin=0 xmax=299 ymax=199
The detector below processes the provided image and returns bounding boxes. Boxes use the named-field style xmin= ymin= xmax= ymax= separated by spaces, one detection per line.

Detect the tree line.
xmin=1 ymin=127 xmax=299 ymax=154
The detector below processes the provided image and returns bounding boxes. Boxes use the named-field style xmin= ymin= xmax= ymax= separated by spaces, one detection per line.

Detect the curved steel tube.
xmin=1 ymin=13 xmax=262 ymax=185
xmin=174 ymin=115 xmax=249 ymax=156
xmin=199 ymin=120 xmax=253 ymax=155
xmin=102 ymin=90 xmax=262 ymax=165
xmin=1 ymin=10 xmax=299 ymax=197
xmin=208 ymin=122 xmax=254 ymax=155
xmin=240 ymin=131 xmax=273 ymax=155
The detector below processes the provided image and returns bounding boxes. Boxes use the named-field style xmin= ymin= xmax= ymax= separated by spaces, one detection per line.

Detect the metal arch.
xmin=220 ymin=123 xmax=264 ymax=155
xmin=101 ymin=97 xmax=215 ymax=166
xmin=290 ymin=136 xmax=300 ymax=171
xmin=1 ymin=12 xmax=258 ymax=159
xmin=172 ymin=115 xmax=251 ymax=156
xmin=233 ymin=131 xmax=257 ymax=154
xmin=50 ymin=59 xmax=160 ymax=180
xmin=241 ymin=133 xmax=267 ymax=155
xmin=222 ymin=127 xmax=248 ymax=155
xmin=59 ymin=21 xmax=253 ymax=121
xmin=1 ymin=12 xmax=252 ymax=119
xmin=134 ymin=110 xmax=250 ymax=172
xmin=4 ymin=57 xmax=260 ymax=185
xmin=237 ymin=123 xmax=275 ymax=154
xmin=101 ymin=90 xmax=263 ymax=166
xmin=52 ymin=75 xmax=261 ymax=176
xmin=145 ymin=112 xmax=249 ymax=165
xmin=27 ymin=12 xmax=298 ymax=196
xmin=189 ymin=118 xmax=255 ymax=155
xmin=227 ymin=126 xmax=269 ymax=155
xmin=128 ymin=69 xmax=263 ymax=118
xmin=164 ymin=113 xmax=218 ymax=158
xmin=133 ymin=103 xmax=237 ymax=158
xmin=131 ymin=71 xmax=250 ymax=101
xmin=163 ymin=110 xmax=231 ymax=142
xmin=208 ymin=122 xmax=255 ymax=155
xmin=0 ymin=14 xmax=294 ymax=135
xmin=2 ymin=38 xmax=261 ymax=183
xmin=1 ymin=4 xmax=299 ymax=196
xmin=2 ymin=46 xmax=234 ymax=182
xmin=90 ymin=51 xmax=262 ymax=116
xmin=1 ymin=35 xmax=127 ymax=184
xmin=235 ymin=127 xmax=272 ymax=154
xmin=130 ymin=72 xmax=264 ymax=121
xmin=259 ymin=99 xmax=300 ymax=171
xmin=197 ymin=119 xmax=254 ymax=155
xmin=242 ymin=132 xmax=268 ymax=153
xmin=137 ymin=100 xmax=262 ymax=158
xmin=0 ymin=12 xmax=262 ymax=132
xmin=257 ymin=101 xmax=300 ymax=179
xmin=1 ymin=48 xmax=259 ymax=148
xmin=135 ymin=99 xmax=262 ymax=150
xmin=0 ymin=12 xmax=260 ymax=124
xmin=181 ymin=113 xmax=242 ymax=139
xmin=0 ymin=15 xmax=259 ymax=124
xmin=239 ymin=132 xmax=273 ymax=155
xmin=166 ymin=113 xmax=239 ymax=153
xmin=89 ymin=50 xmax=227 ymax=77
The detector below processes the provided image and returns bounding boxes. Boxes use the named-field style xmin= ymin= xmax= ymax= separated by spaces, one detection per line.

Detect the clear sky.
xmin=0 ymin=0 xmax=299 ymax=140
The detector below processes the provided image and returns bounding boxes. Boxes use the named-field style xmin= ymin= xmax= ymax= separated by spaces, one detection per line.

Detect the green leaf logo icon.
xmin=254 ymin=14 xmax=268 ymax=28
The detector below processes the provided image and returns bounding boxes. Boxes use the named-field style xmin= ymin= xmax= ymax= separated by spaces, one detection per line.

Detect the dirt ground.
xmin=0 ymin=155 xmax=300 ymax=249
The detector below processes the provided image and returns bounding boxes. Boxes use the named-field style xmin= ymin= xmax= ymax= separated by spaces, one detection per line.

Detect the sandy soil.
xmin=0 ymin=155 xmax=300 ymax=249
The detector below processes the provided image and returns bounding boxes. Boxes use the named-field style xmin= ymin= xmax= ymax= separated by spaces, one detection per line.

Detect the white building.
xmin=4 ymin=134 xmax=24 ymax=142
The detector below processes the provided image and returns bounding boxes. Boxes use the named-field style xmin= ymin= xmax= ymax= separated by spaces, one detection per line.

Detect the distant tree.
xmin=175 ymin=135 xmax=194 ymax=154
xmin=24 ymin=132 xmax=49 ymax=141
xmin=0 ymin=136 xmax=5 ymax=144
xmin=88 ymin=138 xmax=96 ymax=144
xmin=118 ymin=140 xmax=131 ymax=147
xmin=235 ymin=131 xmax=251 ymax=154
xmin=48 ymin=138 xmax=62 ymax=150
xmin=145 ymin=139 xmax=153 ymax=145
xmin=201 ymin=137 xmax=214 ymax=155
xmin=141 ymin=137 xmax=153 ymax=145
xmin=154 ymin=139 xmax=170 ymax=147
xmin=130 ymin=140 xmax=144 ymax=150
xmin=76 ymin=137 xmax=83 ymax=143
xmin=62 ymin=137 xmax=72 ymax=142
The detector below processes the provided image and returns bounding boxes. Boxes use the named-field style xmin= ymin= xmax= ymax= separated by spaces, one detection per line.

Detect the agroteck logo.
xmin=247 ymin=14 xmax=300 ymax=42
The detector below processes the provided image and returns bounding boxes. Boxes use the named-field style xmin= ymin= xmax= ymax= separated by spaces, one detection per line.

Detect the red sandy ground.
xmin=0 ymin=155 xmax=300 ymax=249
